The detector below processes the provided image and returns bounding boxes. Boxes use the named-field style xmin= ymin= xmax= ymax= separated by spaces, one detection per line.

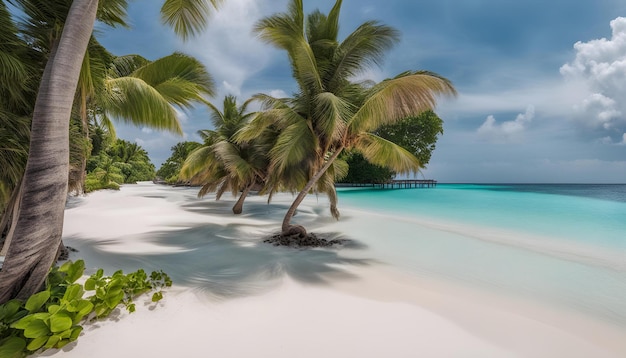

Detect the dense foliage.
xmin=84 ymin=139 xmax=155 ymax=192
xmin=339 ymin=111 xmax=444 ymax=184
xmin=156 ymin=141 xmax=202 ymax=184
xmin=339 ymin=152 xmax=394 ymax=184
xmin=0 ymin=260 xmax=171 ymax=357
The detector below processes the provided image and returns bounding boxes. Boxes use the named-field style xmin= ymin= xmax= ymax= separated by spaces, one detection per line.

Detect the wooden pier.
xmin=336 ymin=179 xmax=437 ymax=189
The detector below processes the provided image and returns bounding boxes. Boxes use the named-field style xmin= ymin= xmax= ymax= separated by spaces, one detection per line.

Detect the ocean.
xmin=335 ymin=184 xmax=626 ymax=328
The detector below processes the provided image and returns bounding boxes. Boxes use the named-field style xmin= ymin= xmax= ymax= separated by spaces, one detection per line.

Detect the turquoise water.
xmin=338 ymin=184 xmax=626 ymax=250
xmin=336 ymin=184 xmax=626 ymax=327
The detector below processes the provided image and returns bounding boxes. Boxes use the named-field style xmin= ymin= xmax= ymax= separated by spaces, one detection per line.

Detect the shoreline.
xmin=23 ymin=182 xmax=626 ymax=357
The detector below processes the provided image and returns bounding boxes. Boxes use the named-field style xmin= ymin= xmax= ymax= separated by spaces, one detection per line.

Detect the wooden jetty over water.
xmin=336 ymin=179 xmax=437 ymax=189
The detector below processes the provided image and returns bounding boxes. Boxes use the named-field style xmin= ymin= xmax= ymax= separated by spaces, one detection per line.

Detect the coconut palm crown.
xmin=181 ymin=95 xmax=270 ymax=214
xmin=242 ymin=0 xmax=456 ymax=237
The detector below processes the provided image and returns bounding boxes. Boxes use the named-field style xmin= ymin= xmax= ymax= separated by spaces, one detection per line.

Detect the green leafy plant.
xmin=0 ymin=260 xmax=171 ymax=357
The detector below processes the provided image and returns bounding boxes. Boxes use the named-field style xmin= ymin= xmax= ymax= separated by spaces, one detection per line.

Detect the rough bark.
xmin=0 ymin=0 xmax=99 ymax=303
xmin=281 ymin=146 xmax=345 ymax=237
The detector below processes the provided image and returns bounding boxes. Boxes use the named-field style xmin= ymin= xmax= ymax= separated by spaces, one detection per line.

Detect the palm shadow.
xmin=64 ymin=222 xmax=373 ymax=300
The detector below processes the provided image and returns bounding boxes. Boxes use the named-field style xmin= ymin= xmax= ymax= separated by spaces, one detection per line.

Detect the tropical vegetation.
xmin=156 ymin=141 xmax=202 ymax=184
xmin=239 ymin=0 xmax=455 ymax=239
xmin=339 ymin=110 xmax=445 ymax=184
xmin=0 ymin=0 xmax=456 ymax=330
xmin=0 ymin=260 xmax=171 ymax=357
xmin=179 ymin=95 xmax=274 ymax=214
xmin=0 ymin=0 xmax=222 ymax=304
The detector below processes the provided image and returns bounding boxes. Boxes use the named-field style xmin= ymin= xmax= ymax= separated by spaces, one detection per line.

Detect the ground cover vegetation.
xmin=0 ymin=260 xmax=171 ymax=357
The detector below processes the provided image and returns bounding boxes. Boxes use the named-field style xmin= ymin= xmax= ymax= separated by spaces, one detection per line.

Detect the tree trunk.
xmin=281 ymin=146 xmax=345 ymax=236
xmin=0 ymin=0 xmax=99 ymax=304
xmin=232 ymin=183 xmax=254 ymax=215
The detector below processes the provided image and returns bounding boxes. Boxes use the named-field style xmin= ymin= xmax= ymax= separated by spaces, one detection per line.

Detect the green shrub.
xmin=0 ymin=260 xmax=171 ymax=357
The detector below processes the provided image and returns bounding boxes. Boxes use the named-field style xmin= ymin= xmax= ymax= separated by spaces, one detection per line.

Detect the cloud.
xmin=560 ymin=17 xmax=626 ymax=140
xmin=476 ymin=105 xmax=535 ymax=143
xmin=178 ymin=0 xmax=282 ymax=99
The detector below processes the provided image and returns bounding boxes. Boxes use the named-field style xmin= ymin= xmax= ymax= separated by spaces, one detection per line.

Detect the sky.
xmin=95 ymin=0 xmax=626 ymax=183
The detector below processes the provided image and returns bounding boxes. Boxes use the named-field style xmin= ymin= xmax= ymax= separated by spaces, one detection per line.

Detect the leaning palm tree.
xmin=0 ymin=0 xmax=223 ymax=303
xmin=181 ymin=95 xmax=269 ymax=214
xmin=247 ymin=0 xmax=456 ymax=239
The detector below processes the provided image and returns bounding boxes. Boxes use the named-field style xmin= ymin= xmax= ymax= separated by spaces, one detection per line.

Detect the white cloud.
xmin=141 ymin=127 xmax=153 ymax=134
xmin=560 ymin=17 xmax=626 ymax=139
xmin=269 ymin=89 xmax=288 ymax=98
xmin=178 ymin=0 xmax=283 ymax=100
xmin=477 ymin=105 xmax=535 ymax=143
xmin=222 ymin=81 xmax=241 ymax=97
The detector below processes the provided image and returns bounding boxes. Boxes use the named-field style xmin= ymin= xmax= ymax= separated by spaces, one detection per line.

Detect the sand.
xmin=27 ymin=182 xmax=625 ymax=357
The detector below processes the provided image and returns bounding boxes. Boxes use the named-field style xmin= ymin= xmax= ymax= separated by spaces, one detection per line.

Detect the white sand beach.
xmin=36 ymin=182 xmax=626 ymax=358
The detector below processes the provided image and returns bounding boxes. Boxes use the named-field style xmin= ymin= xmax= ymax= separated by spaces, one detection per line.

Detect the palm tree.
xmin=249 ymin=0 xmax=456 ymax=239
xmin=181 ymin=95 xmax=270 ymax=214
xmin=0 ymin=0 xmax=223 ymax=303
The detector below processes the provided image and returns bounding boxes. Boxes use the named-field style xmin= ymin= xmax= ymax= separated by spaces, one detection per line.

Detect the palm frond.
xmin=314 ymin=92 xmax=352 ymax=145
xmin=353 ymin=133 xmax=420 ymax=175
xmin=161 ymin=0 xmax=222 ymax=41
xmin=104 ymin=77 xmax=182 ymax=134
xmin=180 ymin=146 xmax=217 ymax=179
xmin=330 ymin=21 xmax=399 ymax=87
xmin=213 ymin=141 xmax=256 ymax=184
xmin=97 ymin=0 xmax=130 ymax=27
xmin=268 ymin=117 xmax=317 ymax=175
xmin=348 ymin=71 xmax=456 ymax=133
xmin=109 ymin=54 xmax=150 ymax=78
xmin=131 ymin=52 xmax=215 ymax=98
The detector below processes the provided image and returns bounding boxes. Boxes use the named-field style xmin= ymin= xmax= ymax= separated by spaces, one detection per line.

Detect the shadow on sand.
xmin=64 ymin=221 xmax=372 ymax=300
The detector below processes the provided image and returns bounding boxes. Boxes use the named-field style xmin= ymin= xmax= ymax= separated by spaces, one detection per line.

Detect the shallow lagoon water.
xmin=335 ymin=184 xmax=626 ymax=328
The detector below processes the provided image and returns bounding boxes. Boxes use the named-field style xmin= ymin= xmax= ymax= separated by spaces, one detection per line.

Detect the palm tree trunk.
xmin=232 ymin=182 xmax=254 ymax=214
xmin=281 ymin=146 xmax=345 ymax=236
xmin=0 ymin=0 xmax=99 ymax=304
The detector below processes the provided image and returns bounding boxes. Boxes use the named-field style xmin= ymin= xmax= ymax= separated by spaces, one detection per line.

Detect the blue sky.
xmin=96 ymin=0 xmax=626 ymax=183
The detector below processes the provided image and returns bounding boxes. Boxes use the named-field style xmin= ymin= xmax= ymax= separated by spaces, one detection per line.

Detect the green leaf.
xmin=50 ymin=313 xmax=73 ymax=333
xmin=58 ymin=261 xmax=73 ymax=273
xmin=0 ymin=300 xmax=22 ymax=321
xmin=63 ymin=284 xmax=84 ymax=302
xmin=84 ymin=278 xmax=96 ymax=291
xmin=94 ymin=304 xmax=109 ymax=317
xmin=76 ymin=300 xmax=94 ymax=318
xmin=151 ymin=292 xmax=163 ymax=302
xmin=11 ymin=315 xmax=34 ymax=330
xmin=105 ymin=291 xmax=124 ymax=309
xmin=66 ymin=260 xmax=85 ymax=283
xmin=70 ymin=326 xmax=83 ymax=341
xmin=26 ymin=336 xmax=48 ymax=351
xmin=23 ymin=319 xmax=50 ymax=339
xmin=0 ymin=337 xmax=26 ymax=358
xmin=25 ymin=291 xmax=50 ymax=313
xmin=59 ymin=328 xmax=72 ymax=339
xmin=47 ymin=305 xmax=61 ymax=315
xmin=44 ymin=334 xmax=61 ymax=349
xmin=96 ymin=287 xmax=106 ymax=299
